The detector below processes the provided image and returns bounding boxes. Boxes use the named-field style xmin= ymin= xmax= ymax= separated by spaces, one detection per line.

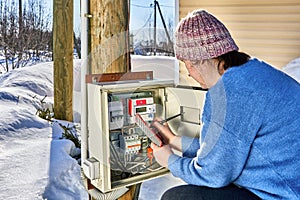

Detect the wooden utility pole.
xmin=89 ymin=0 xmax=135 ymax=199
xmin=53 ymin=0 xmax=73 ymax=121
xmin=89 ymin=0 xmax=130 ymax=74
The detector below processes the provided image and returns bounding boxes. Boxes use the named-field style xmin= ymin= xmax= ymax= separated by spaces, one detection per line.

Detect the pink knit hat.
xmin=175 ymin=10 xmax=238 ymax=61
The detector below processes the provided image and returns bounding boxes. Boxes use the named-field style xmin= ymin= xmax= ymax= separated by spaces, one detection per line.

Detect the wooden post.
xmin=53 ymin=0 xmax=74 ymax=121
xmin=88 ymin=0 xmax=136 ymax=199
xmin=117 ymin=184 xmax=141 ymax=200
xmin=89 ymin=0 xmax=130 ymax=74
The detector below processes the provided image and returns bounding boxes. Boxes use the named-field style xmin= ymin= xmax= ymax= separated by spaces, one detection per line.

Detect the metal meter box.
xmin=84 ymin=79 xmax=206 ymax=193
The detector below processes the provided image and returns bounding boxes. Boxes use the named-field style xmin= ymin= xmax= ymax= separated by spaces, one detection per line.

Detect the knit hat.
xmin=175 ymin=10 xmax=238 ymax=61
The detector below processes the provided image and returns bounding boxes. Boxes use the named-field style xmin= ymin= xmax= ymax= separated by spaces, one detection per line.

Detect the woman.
xmin=150 ymin=10 xmax=300 ymax=200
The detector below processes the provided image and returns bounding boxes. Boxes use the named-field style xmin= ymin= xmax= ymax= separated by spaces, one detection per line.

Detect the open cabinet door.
xmin=165 ymin=87 xmax=206 ymax=138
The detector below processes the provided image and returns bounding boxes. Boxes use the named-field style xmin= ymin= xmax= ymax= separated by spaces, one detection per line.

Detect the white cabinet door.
xmin=166 ymin=87 xmax=206 ymax=138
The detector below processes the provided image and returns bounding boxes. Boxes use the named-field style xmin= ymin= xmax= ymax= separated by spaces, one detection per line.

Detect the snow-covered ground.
xmin=0 ymin=61 xmax=88 ymax=199
xmin=0 ymin=57 xmax=298 ymax=200
xmin=282 ymin=57 xmax=300 ymax=83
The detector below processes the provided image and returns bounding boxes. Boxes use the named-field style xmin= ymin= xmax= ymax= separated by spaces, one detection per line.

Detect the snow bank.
xmin=0 ymin=62 xmax=53 ymax=96
xmin=282 ymin=57 xmax=300 ymax=83
xmin=43 ymin=122 xmax=88 ymax=200
xmin=0 ymin=61 xmax=88 ymax=200
xmin=0 ymin=62 xmax=54 ymax=137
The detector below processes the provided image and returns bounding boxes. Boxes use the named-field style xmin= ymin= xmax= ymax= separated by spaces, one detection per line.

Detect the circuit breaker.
xmin=84 ymin=79 xmax=206 ymax=193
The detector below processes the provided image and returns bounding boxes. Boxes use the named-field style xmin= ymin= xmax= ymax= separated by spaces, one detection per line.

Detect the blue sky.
xmin=130 ymin=0 xmax=175 ymax=44
xmin=48 ymin=0 xmax=175 ymax=37
xmin=130 ymin=0 xmax=175 ymax=31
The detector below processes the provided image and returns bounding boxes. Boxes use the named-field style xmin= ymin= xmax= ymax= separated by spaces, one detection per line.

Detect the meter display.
xmin=136 ymin=106 xmax=147 ymax=113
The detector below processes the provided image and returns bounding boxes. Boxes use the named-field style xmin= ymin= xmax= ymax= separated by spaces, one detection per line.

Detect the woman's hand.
xmin=152 ymin=120 xmax=176 ymax=144
xmin=150 ymin=142 xmax=173 ymax=168
xmin=151 ymin=120 xmax=182 ymax=152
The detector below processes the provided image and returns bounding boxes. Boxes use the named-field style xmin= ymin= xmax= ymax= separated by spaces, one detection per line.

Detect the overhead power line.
xmin=131 ymin=4 xmax=151 ymax=8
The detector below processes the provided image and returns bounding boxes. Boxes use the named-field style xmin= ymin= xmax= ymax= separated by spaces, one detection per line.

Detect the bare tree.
xmin=0 ymin=0 xmax=52 ymax=72
xmin=0 ymin=0 xmax=9 ymax=71
xmin=21 ymin=0 xmax=52 ymax=65
xmin=0 ymin=1 xmax=19 ymax=70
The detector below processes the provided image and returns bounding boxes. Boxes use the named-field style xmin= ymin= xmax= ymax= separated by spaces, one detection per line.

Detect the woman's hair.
xmin=217 ymin=50 xmax=251 ymax=71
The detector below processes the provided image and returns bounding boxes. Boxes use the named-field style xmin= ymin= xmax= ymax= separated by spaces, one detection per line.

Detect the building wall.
xmin=178 ymin=0 xmax=300 ymax=69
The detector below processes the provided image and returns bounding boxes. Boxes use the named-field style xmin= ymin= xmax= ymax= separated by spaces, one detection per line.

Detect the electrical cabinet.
xmin=84 ymin=79 xmax=206 ymax=193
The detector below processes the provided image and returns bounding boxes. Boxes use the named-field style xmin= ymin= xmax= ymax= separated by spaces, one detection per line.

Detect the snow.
xmin=0 ymin=61 xmax=88 ymax=200
xmin=1 ymin=57 xmax=298 ymax=200
xmin=282 ymin=57 xmax=300 ymax=83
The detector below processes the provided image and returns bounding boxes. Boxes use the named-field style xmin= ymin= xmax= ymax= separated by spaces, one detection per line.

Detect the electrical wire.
xmin=132 ymin=11 xmax=153 ymax=37
xmin=110 ymin=141 xmax=127 ymax=172
xmin=131 ymin=4 xmax=152 ymax=9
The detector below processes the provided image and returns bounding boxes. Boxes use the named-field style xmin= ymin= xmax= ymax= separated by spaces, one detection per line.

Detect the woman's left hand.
xmin=150 ymin=143 xmax=173 ymax=168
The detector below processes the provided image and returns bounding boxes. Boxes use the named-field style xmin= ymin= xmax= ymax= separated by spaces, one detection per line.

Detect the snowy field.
xmin=0 ymin=57 xmax=298 ymax=200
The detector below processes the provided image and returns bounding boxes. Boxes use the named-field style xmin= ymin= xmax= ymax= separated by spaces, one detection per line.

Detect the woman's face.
xmin=183 ymin=59 xmax=222 ymax=89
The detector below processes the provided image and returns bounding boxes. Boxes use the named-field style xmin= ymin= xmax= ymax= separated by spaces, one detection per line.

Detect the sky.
xmin=45 ymin=0 xmax=175 ymax=39
xmin=130 ymin=0 xmax=175 ymax=31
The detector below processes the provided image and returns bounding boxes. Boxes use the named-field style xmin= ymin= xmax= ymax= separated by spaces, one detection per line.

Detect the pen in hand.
xmin=159 ymin=112 xmax=184 ymax=124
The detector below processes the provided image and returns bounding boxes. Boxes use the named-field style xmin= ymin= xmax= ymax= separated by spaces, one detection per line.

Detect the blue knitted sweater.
xmin=168 ymin=58 xmax=300 ymax=199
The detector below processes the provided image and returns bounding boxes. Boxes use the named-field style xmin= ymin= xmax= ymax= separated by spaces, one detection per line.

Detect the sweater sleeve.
xmin=167 ymin=80 xmax=263 ymax=187
xmin=168 ymin=124 xmax=253 ymax=187
xmin=181 ymin=136 xmax=200 ymax=158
